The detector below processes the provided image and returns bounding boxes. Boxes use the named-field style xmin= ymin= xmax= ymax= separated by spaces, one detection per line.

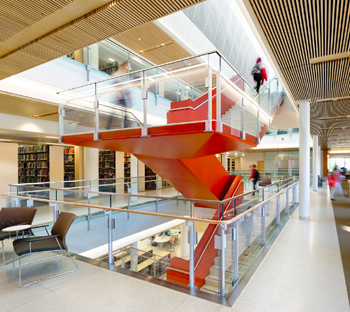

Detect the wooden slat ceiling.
xmin=248 ymin=0 xmax=350 ymax=149
xmin=0 ymin=92 xmax=58 ymax=122
xmin=112 ymin=22 xmax=192 ymax=64
xmin=0 ymin=0 xmax=204 ymax=80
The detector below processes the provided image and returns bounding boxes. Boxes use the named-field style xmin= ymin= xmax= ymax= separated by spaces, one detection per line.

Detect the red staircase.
xmin=62 ymin=79 xmax=272 ymax=289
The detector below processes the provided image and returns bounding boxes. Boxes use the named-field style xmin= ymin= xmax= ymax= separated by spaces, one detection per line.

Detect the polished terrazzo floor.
xmin=0 ymin=186 xmax=349 ymax=311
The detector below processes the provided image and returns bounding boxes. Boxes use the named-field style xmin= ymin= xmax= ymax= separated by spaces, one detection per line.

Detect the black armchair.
xmin=13 ymin=212 xmax=78 ymax=287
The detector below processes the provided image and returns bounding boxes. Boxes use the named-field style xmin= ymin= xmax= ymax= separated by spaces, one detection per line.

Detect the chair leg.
xmin=1 ymin=241 xmax=5 ymax=264
xmin=19 ymin=256 xmax=22 ymax=287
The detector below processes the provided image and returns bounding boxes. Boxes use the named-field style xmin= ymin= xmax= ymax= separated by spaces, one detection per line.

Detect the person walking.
xmin=249 ymin=164 xmax=260 ymax=195
xmin=331 ymin=165 xmax=343 ymax=200
xmin=251 ymin=57 xmax=262 ymax=93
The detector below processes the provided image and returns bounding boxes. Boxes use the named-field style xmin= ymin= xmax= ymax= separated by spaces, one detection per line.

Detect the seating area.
xmin=0 ymin=207 xmax=78 ymax=287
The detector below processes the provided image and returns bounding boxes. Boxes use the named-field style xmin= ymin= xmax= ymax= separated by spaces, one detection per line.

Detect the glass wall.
xmin=66 ymin=39 xmax=153 ymax=76
xmin=328 ymin=155 xmax=350 ymax=172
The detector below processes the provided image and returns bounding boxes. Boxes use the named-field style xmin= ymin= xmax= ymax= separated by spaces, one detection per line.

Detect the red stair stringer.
xmin=166 ymin=176 xmax=244 ymax=289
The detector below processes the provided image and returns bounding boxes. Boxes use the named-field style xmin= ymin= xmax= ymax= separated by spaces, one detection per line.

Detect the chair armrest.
xmin=25 ymin=234 xmax=59 ymax=242
xmin=30 ymin=224 xmax=49 ymax=230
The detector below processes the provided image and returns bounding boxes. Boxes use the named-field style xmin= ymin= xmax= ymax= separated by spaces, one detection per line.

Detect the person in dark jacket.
xmin=251 ymin=57 xmax=262 ymax=93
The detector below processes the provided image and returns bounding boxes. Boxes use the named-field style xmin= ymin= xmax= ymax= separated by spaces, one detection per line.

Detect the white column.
xmin=181 ymin=222 xmax=189 ymax=258
xmin=299 ymin=101 xmax=310 ymax=221
xmin=318 ymin=146 xmax=322 ymax=177
xmin=312 ymin=136 xmax=318 ymax=191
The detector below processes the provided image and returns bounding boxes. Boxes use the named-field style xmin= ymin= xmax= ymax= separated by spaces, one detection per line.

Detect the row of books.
xmin=65 ymin=155 xmax=74 ymax=162
xmin=18 ymin=177 xmax=49 ymax=183
xmin=99 ymin=163 xmax=115 ymax=169
xmin=64 ymin=148 xmax=74 ymax=154
xmin=19 ymin=161 xmax=48 ymax=169
xmin=19 ymin=145 xmax=49 ymax=153
xmin=19 ymin=169 xmax=49 ymax=176
xmin=99 ymin=169 xmax=115 ymax=175
xmin=19 ymin=154 xmax=48 ymax=161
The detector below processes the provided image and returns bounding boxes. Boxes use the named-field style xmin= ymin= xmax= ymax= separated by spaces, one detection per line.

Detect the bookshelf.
xmin=145 ymin=166 xmax=156 ymax=190
xmin=64 ymin=147 xmax=75 ymax=183
xmin=100 ymin=61 xmax=118 ymax=75
xmin=124 ymin=153 xmax=131 ymax=191
xmin=99 ymin=150 xmax=116 ymax=192
xmin=18 ymin=145 xmax=50 ymax=183
xmin=227 ymin=157 xmax=235 ymax=173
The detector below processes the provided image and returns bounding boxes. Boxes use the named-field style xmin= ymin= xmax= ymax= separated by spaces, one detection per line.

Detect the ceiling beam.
xmin=310 ymin=51 xmax=350 ymax=64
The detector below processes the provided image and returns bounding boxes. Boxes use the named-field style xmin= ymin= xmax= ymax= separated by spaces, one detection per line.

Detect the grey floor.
xmin=1 ymin=186 xmax=349 ymax=311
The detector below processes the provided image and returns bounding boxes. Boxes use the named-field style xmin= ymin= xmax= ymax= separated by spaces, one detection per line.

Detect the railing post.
xmin=187 ymin=220 xmax=197 ymax=290
xmin=261 ymin=203 xmax=266 ymax=246
xmin=94 ymin=84 xmax=100 ymax=141
xmin=276 ymin=194 xmax=280 ymax=225
xmin=216 ymin=224 xmax=227 ymax=297
xmin=232 ymin=221 xmax=239 ymax=284
xmin=256 ymin=109 xmax=260 ymax=144
xmin=127 ymin=184 xmax=131 ymax=220
xmin=216 ymin=70 xmax=222 ymax=132
xmin=156 ymin=180 xmax=159 ymax=211
xmin=286 ymin=189 xmax=289 ymax=215
xmin=87 ymin=190 xmax=92 ymax=231
xmin=141 ymin=71 xmax=148 ymax=137
xmin=86 ymin=45 xmax=91 ymax=82
xmin=206 ymin=66 xmax=213 ymax=132
xmin=240 ymin=98 xmax=245 ymax=140
xmin=292 ymin=184 xmax=297 ymax=208
xmin=106 ymin=210 xmax=115 ymax=268
xmin=59 ymin=104 xmax=65 ymax=143
xmin=50 ymin=202 xmax=59 ymax=222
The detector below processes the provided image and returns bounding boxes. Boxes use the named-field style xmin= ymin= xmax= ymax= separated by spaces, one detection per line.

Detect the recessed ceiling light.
xmin=138 ymin=38 xmax=141 ymax=40
xmin=0 ymin=139 xmax=11 ymax=142
xmin=333 ymin=98 xmax=337 ymax=101
xmin=140 ymin=50 xmax=143 ymax=53
xmin=156 ymin=45 xmax=159 ymax=47
xmin=161 ymin=43 xmax=164 ymax=46
xmin=108 ymin=58 xmax=115 ymax=62
xmin=45 ymin=136 xmax=59 ymax=139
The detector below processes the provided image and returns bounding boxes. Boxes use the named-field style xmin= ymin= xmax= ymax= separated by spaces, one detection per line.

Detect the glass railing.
xmin=264 ymin=128 xmax=299 ymax=137
xmin=65 ymin=39 xmax=153 ymax=77
xmin=4 ymin=177 xmax=297 ymax=303
xmin=58 ymin=51 xmax=282 ymax=145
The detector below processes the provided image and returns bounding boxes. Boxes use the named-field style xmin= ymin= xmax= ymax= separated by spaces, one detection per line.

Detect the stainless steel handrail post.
xmin=276 ymin=194 xmax=281 ymax=226
xmin=256 ymin=109 xmax=260 ymax=144
xmin=206 ymin=56 xmax=213 ymax=132
xmin=141 ymin=71 xmax=148 ymax=137
xmin=232 ymin=221 xmax=238 ymax=284
xmin=286 ymin=188 xmax=289 ymax=215
xmin=261 ymin=203 xmax=266 ymax=246
xmin=58 ymin=104 xmax=65 ymax=143
xmin=293 ymin=184 xmax=297 ymax=208
xmin=187 ymin=220 xmax=197 ymax=290
xmin=127 ymin=184 xmax=131 ymax=220
xmin=106 ymin=210 xmax=115 ymax=268
xmin=156 ymin=181 xmax=159 ymax=212
xmin=241 ymin=94 xmax=245 ymax=140
xmin=87 ymin=190 xmax=92 ymax=231
xmin=219 ymin=224 xmax=227 ymax=297
xmin=216 ymin=69 xmax=222 ymax=132
xmin=94 ymin=83 xmax=99 ymax=141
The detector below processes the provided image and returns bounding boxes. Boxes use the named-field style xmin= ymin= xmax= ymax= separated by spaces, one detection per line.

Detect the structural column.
xmin=312 ymin=136 xmax=318 ymax=191
xmin=299 ymin=101 xmax=310 ymax=220
xmin=318 ymin=146 xmax=322 ymax=177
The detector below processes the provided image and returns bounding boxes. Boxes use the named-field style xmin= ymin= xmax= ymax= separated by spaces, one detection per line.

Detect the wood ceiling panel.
xmin=249 ymin=0 xmax=350 ymax=148
xmin=0 ymin=92 xmax=58 ymax=122
xmin=112 ymin=22 xmax=192 ymax=64
xmin=0 ymin=0 xmax=204 ymax=79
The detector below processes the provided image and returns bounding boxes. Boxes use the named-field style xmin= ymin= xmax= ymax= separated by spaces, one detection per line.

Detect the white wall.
xmin=0 ymin=143 xmax=18 ymax=207
xmin=240 ymin=152 xmax=265 ymax=170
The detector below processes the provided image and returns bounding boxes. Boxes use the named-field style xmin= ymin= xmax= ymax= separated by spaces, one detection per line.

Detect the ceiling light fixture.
xmin=138 ymin=38 xmax=141 ymax=40
xmin=161 ymin=43 xmax=164 ymax=46
xmin=140 ymin=50 xmax=143 ymax=53
xmin=108 ymin=58 xmax=115 ymax=62
xmin=0 ymin=139 xmax=11 ymax=142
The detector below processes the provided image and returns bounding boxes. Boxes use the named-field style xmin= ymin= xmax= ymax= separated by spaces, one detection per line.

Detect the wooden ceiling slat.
xmin=250 ymin=0 xmax=350 ymax=148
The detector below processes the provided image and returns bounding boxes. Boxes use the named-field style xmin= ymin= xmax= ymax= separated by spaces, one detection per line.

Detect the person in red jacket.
xmin=251 ymin=58 xmax=262 ymax=93
xmin=249 ymin=164 xmax=260 ymax=195
xmin=261 ymin=67 xmax=268 ymax=86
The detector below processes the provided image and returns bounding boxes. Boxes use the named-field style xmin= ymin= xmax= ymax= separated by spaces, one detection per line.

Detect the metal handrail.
xmin=57 ymin=50 xmax=257 ymax=96
xmin=8 ymin=177 xmax=295 ymax=206
xmin=1 ymin=181 xmax=298 ymax=225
